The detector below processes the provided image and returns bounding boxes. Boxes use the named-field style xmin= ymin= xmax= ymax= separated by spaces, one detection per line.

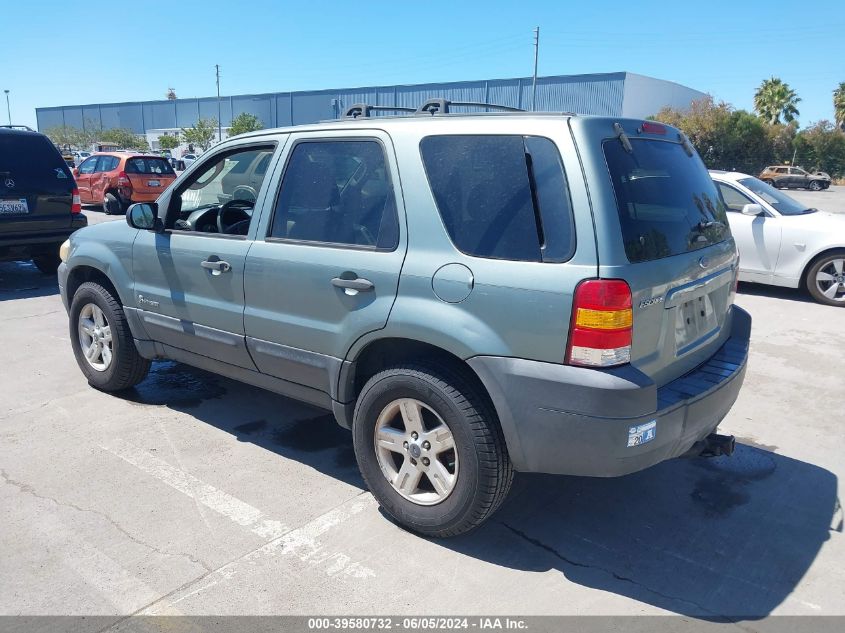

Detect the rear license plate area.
xmin=675 ymin=294 xmax=718 ymax=355
xmin=147 ymin=180 xmax=160 ymax=187
xmin=0 ymin=198 xmax=29 ymax=215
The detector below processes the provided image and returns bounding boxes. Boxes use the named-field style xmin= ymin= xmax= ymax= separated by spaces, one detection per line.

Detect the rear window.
xmin=603 ymin=139 xmax=731 ymax=263
xmin=125 ymin=157 xmax=175 ymax=175
xmin=0 ymin=133 xmax=72 ymax=185
xmin=420 ymin=135 xmax=575 ymax=262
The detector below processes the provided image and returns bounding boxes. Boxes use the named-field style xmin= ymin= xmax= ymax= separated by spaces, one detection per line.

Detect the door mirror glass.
xmin=127 ymin=203 xmax=158 ymax=229
xmin=741 ymin=203 xmax=764 ymax=216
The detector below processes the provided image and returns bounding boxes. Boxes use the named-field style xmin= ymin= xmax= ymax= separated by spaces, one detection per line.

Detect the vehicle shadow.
xmin=438 ymin=446 xmax=840 ymax=621
xmin=0 ymin=261 xmax=59 ymax=301
xmin=737 ymin=281 xmax=813 ymax=304
xmin=116 ymin=361 xmax=839 ymax=621
xmin=117 ymin=360 xmax=364 ymax=490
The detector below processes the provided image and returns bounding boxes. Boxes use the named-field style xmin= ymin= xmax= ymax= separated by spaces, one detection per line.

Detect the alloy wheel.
xmin=78 ymin=303 xmax=113 ymax=371
xmin=373 ymin=398 xmax=459 ymax=506
xmin=815 ymin=258 xmax=845 ymax=303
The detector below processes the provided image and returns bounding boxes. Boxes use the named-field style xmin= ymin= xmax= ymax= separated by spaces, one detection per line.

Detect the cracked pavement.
xmin=1 ymin=202 xmax=844 ymax=621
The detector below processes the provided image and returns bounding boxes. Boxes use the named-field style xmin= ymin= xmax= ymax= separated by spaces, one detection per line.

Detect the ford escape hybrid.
xmin=58 ymin=100 xmax=751 ymax=537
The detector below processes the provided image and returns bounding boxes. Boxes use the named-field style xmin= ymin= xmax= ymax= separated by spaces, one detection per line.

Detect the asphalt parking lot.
xmin=1 ymin=188 xmax=844 ymax=622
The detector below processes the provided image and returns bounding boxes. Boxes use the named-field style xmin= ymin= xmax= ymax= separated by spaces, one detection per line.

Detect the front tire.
xmin=806 ymin=250 xmax=845 ymax=306
xmin=69 ymin=282 xmax=151 ymax=390
xmin=809 ymin=180 xmax=822 ymax=191
xmin=352 ymin=363 xmax=513 ymax=537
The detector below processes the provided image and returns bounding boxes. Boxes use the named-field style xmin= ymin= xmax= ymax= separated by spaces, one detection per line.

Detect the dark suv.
xmin=0 ymin=127 xmax=87 ymax=273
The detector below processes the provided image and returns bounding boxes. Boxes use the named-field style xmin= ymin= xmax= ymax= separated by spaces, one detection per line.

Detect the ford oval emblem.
xmin=699 ymin=256 xmax=711 ymax=269
xmin=4 ymin=178 xmax=14 ymax=189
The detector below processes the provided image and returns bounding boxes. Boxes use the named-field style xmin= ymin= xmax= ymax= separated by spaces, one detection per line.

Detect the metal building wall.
xmin=35 ymin=71 xmax=691 ymax=134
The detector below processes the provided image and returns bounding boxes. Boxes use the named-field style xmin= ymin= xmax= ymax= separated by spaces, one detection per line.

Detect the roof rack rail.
xmin=343 ymin=104 xmax=416 ymax=119
xmin=415 ymin=99 xmax=524 ymax=115
xmin=0 ymin=124 xmax=35 ymax=131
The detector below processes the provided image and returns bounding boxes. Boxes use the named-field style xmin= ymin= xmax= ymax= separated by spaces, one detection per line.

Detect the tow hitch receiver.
xmin=698 ymin=433 xmax=736 ymax=458
xmin=682 ymin=433 xmax=736 ymax=458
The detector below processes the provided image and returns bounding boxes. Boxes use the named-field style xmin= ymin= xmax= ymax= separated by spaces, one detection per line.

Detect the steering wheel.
xmin=217 ymin=199 xmax=253 ymax=235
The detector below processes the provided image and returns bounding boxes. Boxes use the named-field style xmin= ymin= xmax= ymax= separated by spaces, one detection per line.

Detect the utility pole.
xmin=215 ymin=64 xmax=222 ymax=144
xmin=3 ymin=90 xmax=10 ymax=125
xmin=531 ymin=27 xmax=540 ymax=111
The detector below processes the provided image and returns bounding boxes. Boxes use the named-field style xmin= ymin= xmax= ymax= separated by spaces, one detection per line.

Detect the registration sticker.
xmin=627 ymin=420 xmax=657 ymax=447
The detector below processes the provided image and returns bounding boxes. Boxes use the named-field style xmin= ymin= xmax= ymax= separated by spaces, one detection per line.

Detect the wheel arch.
xmin=66 ymin=264 xmax=122 ymax=308
xmin=800 ymin=246 xmax=845 ymax=289
xmin=335 ymin=337 xmax=498 ymax=431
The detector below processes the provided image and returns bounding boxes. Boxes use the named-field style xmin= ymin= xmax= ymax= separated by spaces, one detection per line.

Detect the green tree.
xmin=44 ymin=125 xmax=81 ymax=148
xmin=158 ymin=133 xmax=181 ymax=151
xmin=99 ymin=127 xmax=149 ymax=150
xmin=181 ymin=117 xmax=217 ymax=151
xmin=765 ymin=121 xmax=799 ymax=165
xmin=753 ymin=77 xmax=800 ymax=125
xmin=834 ymin=82 xmax=845 ymax=130
xmin=229 ymin=112 xmax=264 ymax=137
xmin=793 ymin=121 xmax=845 ymax=177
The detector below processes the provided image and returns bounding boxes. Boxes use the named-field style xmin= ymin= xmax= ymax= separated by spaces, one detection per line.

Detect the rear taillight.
xmin=566 ymin=279 xmax=633 ymax=368
xmin=71 ymin=188 xmax=81 ymax=214
xmin=117 ymin=171 xmax=131 ymax=188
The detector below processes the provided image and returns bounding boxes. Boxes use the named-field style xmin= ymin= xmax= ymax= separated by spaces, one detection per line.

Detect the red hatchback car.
xmin=73 ymin=152 xmax=177 ymax=214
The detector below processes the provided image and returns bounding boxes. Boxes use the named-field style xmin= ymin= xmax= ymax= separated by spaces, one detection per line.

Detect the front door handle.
xmin=331 ymin=276 xmax=374 ymax=293
xmin=201 ymin=259 xmax=231 ymax=273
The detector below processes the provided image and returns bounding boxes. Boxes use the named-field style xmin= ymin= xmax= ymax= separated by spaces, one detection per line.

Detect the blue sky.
xmin=1 ymin=0 xmax=842 ymax=129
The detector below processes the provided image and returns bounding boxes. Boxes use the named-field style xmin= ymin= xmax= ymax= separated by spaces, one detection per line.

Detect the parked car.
xmin=0 ymin=127 xmax=87 ymax=273
xmin=168 ymin=156 xmax=186 ymax=171
xmin=711 ymin=170 xmax=845 ymax=306
xmin=73 ymin=151 xmax=92 ymax=167
xmin=182 ymin=153 xmax=198 ymax=168
xmin=58 ymin=104 xmax=750 ymax=536
xmin=73 ymin=153 xmax=177 ymax=214
xmin=758 ymin=165 xmax=831 ymax=191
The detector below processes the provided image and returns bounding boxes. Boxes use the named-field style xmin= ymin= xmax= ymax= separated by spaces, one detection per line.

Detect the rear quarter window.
xmin=420 ymin=135 xmax=575 ymax=263
xmin=603 ymin=139 xmax=731 ymax=263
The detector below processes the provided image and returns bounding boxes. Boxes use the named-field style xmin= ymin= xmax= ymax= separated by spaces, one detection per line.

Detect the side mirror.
xmin=741 ymin=203 xmax=764 ymax=216
xmin=126 ymin=202 xmax=161 ymax=230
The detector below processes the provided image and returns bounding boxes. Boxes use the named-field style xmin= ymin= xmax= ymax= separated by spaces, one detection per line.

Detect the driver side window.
xmin=169 ymin=145 xmax=276 ymax=236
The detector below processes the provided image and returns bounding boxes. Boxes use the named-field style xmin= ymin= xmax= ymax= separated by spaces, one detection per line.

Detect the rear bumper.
xmin=468 ymin=306 xmax=751 ymax=477
xmin=0 ymin=216 xmax=87 ymax=260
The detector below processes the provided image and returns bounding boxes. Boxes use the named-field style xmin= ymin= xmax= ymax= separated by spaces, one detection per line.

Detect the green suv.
xmin=59 ymin=101 xmax=751 ymax=536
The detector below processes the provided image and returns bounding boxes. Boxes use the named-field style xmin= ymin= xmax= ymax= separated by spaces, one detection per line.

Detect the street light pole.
xmin=215 ymin=65 xmax=222 ymax=143
xmin=531 ymin=27 xmax=540 ymax=111
xmin=3 ymin=90 xmax=10 ymax=125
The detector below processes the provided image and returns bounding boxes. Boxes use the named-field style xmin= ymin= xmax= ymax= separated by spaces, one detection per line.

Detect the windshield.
xmin=604 ymin=139 xmax=731 ymax=263
xmin=737 ymin=177 xmax=813 ymax=216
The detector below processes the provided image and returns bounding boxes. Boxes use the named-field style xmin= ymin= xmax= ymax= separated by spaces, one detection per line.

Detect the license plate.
xmin=627 ymin=420 xmax=657 ymax=447
xmin=147 ymin=180 xmax=160 ymax=187
xmin=0 ymin=198 xmax=29 ymax=215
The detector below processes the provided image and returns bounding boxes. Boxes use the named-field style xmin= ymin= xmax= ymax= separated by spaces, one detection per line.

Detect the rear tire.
xmin=32 ymin=251 xmax=61 ymax=274
xmin=352 ymin=363 xmax=513 ymax=537
xmin=805 ymin=250 xmax=845 ymax=307
xmin=103 ymin=192 xmax=125 ymax=215
xmin=69 ymin=282 xmax=151 ymax=390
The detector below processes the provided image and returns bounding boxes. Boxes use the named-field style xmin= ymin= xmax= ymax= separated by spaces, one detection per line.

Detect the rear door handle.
xmin=331 ymin=276 xmax=374 ymax=293
xmin=201 ymin=259 xmax=231 ymax=273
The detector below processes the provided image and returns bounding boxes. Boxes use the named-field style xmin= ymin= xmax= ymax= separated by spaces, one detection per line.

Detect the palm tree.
xmin=834 ymin=82 xmax=845 ymax=130
xmin=754 ymin=77 xmax=801 ymax=125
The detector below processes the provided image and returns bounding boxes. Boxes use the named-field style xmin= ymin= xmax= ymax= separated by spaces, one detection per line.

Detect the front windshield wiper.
xmin=802 ymin=207 xmax=818 ymax=214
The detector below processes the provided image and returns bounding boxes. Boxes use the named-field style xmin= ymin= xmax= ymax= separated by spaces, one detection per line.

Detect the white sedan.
xmin=710 ymin=170 xmax=845 ymax=307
